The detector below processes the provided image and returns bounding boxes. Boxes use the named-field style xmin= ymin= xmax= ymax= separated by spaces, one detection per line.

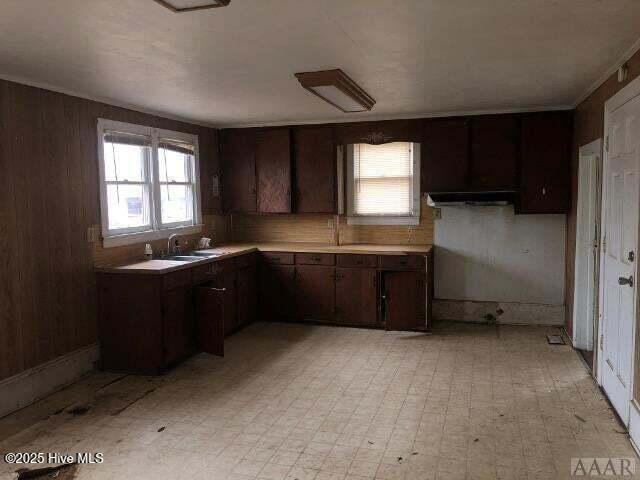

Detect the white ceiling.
xmin=2 ymin=0 xmax=640 ymax=127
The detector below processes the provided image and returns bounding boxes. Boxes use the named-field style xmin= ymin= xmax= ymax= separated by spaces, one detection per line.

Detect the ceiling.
xmin=2 ymin=0 xmax=640 ymax=127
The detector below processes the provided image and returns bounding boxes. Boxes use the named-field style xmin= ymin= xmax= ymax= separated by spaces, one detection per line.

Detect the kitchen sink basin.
xmin=164 ymin=255 xmax=204 ymax=262
xmin=190 ymin=251 xmax=225 ymax=257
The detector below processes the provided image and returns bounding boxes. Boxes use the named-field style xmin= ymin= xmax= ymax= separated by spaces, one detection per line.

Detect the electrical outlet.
xmin=433 ymin=208 xmax=442 ymax=220
xmin=327 ymin=218 xmax=334 ymax=229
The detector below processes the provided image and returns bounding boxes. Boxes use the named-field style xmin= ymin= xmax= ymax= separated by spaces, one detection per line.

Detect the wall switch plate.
xmin=86 ymin=225 xmax=100 ymax=243
xmin=433 ymin=208 xmax=442 ymax=220
xmin=211 ymin=175 xmax=220 ymax=197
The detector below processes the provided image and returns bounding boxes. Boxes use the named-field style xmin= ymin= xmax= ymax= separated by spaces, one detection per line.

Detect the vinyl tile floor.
xmin=0 ymin=321 xmax=637 ymax=480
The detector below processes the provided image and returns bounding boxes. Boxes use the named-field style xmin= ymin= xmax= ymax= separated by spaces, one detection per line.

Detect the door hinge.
xmin=605 ymin=135 xmax=609 ymax=153
xmin=602 ymin=232 xmax=607 ymax=254
xmin=600 ymin=334 xmax=604 ymax=350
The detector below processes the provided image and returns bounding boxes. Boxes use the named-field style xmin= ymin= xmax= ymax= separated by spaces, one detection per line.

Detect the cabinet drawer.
xmin=336 ymin=254 xmax=377 ymax=268
xmin=261 ymin=252 xmax=295 ymax=265
xmin=192 ymin=264 xmax=213 ymax=285
xmin=210 ymin=258 xmax=235 ymax=275
xmin=378 ymin=255 xmax=425 ymax=271
xmin=235 ymin=252 xmax=257 ymax=269
xmin=296 ymin=253 xmax=335 ymax=266
xmin=163 ymin=269 xmax=192 ymax=291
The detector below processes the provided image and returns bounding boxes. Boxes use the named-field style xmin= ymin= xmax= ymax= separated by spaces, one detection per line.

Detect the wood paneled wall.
xmin=0 ymin=79 xmax=220 ymax=381
xmin=231 ymin=197 xmax=434 ymax=245
xmin=566 ymin=48 xmax=640 ymax=339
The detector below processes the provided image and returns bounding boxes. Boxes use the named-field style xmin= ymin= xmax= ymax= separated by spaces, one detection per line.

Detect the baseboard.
xmin=433 ymin=299 xmax=564 ymax=326
xmin=0 ymin=344 xmax=100 ymax=418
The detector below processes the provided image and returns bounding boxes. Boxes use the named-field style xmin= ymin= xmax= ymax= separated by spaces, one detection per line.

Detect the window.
xmin=98 ymin=119 xmax=201 ymax=247
xmin=346 ymin=142 xmax=420 ymax=225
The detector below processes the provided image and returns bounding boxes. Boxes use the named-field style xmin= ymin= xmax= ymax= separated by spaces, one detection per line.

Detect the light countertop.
xmin=95 ymin=242 xmax=432 ymax=275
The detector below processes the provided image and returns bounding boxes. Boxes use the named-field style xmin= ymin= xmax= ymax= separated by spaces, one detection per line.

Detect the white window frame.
xmin=346 ymin=142 xmax=421 ymax=226
xmin=97 ymin=119 xmax=202 ymax=248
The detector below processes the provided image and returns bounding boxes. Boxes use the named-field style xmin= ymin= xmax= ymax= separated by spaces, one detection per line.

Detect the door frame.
xmin=573 ymin=139 xmax=602 ymax=354
xmin=596 ymin=75 xmax=640 ymax=402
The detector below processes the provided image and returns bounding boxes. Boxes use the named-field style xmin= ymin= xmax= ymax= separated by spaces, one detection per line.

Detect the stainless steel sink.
xmin=164 ymin=255 xmax=203 ymax=262
xmin=190 ymin=251 xmax=225 ymax=257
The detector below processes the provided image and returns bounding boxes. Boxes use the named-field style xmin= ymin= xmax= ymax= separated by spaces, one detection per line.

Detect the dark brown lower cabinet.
xmin=97 ymin=272 xmax=194 ymax=375
xmin=237 ymin=264 xmax=257 ymax=328
xmin=335 ymin=267 xmax=378 ymax=326
xmin=383 ymin=271 xmax=426 ymax=331
xmin=211 ymin=270 xmax=237 ymax=336
xmin=259 ymin=263 xmax=296 ymax=321
xmin=295 ymin=265 xmax=336 ymax=321
xmin=195 ymin=286 xmax=225 ymax=356
xmin=163 ymin=285 xmax=195 ymax=366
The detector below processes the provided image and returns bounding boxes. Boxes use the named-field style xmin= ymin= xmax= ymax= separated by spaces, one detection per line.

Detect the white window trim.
xmin=346 ymin=142 xmax=421 ymax=226
xmin=97 ymin=119 xmax=202 ymax=248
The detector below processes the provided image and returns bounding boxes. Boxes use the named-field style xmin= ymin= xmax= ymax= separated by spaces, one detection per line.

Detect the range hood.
xmin=426 ymin=191 xmax=515 ymax=207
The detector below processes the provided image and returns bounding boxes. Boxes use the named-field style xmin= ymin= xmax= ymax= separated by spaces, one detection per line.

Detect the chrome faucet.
xmin=167 ymin=234 xmax=184 ymax=256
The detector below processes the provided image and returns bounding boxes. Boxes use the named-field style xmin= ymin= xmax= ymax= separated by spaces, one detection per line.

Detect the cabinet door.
xmin=97 ymin=274 xmax=163 ymax=374
xmin=195 ymin=286 xmax=225 ymax=356
xmin=294 ymin=126 xmax=336 ymax=213
xmin=384 ymin=271 xmax=426 ymax=331
xmin=237 ymin=265 xmax=257 ymax=328
xmin=295 ymin=265 xmax=335 ymax=321
xmin=163 ymin=286 xmax=194 ymax=366
xmin=520 ymin=112 xmax=572 ymax=213
xmin=470 ymin=116 xmax=518 ymax=191
xmin=335 ymin=268 xmax=377 ymax=326
xmin=209 ymin=270 xmax=237 ymax=336
xmin=256 ymin=128 xmax=292 ymax=213
xmin=220 ymin=129 xmax=256 ymax=212
xmin=259 ymin=263 xmax=295 ymax=321
xmin=422 ymin=119 xmax=470 ymax=193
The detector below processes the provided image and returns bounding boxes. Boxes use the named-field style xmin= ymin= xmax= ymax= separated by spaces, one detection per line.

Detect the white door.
xmin=573 ymin=141 xmax=601 ymax=351
xmin=600 ymin=93 xmax=640 ymax=426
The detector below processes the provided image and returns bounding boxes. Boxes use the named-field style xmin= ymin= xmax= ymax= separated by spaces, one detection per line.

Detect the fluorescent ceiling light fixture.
xmin=295 ymin=69 xmax=375 ymax=113
xmin=153 ymin=0 xmax=230 ymax=13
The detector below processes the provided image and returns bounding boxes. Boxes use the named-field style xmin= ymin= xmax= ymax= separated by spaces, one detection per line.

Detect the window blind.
xmin=352 ymin=142 xmax=414 ymax=216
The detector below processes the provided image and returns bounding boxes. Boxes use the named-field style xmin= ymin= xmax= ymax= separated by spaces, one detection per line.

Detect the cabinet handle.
xmin=542 ymin=187 xmax=547 ymax=196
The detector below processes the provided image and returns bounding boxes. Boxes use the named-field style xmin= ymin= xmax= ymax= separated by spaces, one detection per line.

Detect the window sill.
xmin=102 ymin=224 xmax=203 ymax=248
xmin=347 ymin=216 xmax=420 ymax=226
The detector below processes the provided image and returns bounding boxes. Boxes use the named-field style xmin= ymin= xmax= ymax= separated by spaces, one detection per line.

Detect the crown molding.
xmin=572 ymin=36 xmax=640 ymax=108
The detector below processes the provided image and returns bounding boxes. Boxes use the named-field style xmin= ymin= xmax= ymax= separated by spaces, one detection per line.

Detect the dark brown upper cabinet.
xmin=470 ymin=115 xmax=519 ymax=191
xmin=422 ymin=118 xmax=470 ymax=193
xmin=256 ymin=128 xmax=292 ymax=213
xmin=293 ymin=126 xmax=336 ymax=213
xmin=519 ymin=112 xmax=572 ymax=214
xmin=220 ymin=129 xmax=257 ymax=213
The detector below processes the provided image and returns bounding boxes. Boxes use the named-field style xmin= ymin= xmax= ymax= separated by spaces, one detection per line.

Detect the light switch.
xmin=212 ymin=175 xmax=220 ymax=197
xmin=86 ymin=225 xmax=99 ymax=243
